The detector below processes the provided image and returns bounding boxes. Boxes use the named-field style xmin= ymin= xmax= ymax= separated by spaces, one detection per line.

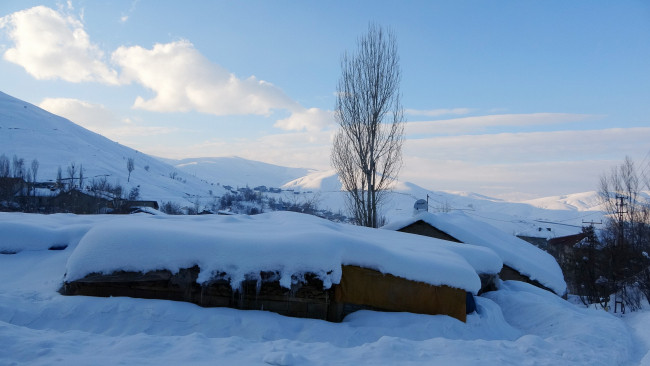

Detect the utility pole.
xmin=615 ymin=194 xmax=627 ymax=247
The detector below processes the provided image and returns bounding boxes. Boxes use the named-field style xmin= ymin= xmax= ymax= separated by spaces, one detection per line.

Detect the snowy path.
xmin=623 ymin=311 xmax=650 ymax=365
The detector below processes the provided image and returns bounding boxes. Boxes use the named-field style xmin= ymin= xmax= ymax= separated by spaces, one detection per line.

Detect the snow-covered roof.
xmin=59 ymin=212 xmax=506 ymax=294
xmin=382 ymin=211 xmax=567 ymax=296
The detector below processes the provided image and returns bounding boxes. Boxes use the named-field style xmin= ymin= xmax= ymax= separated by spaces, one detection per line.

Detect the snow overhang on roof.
xmin=382 ymin=211 xmax=567 ymax=296
xmin=64 ymin=212 xmax=489 ymax=294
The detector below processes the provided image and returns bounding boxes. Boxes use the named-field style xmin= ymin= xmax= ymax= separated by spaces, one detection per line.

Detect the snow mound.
xmin=63 ymin=212 xmax=499 ymax=293
xmin=0 ymin=213 xmax=103 ymax=253
xmin=382 ymin=211 xmax=567 ymax=296
xmin=484 ymin=281 xmax=632 ymax=365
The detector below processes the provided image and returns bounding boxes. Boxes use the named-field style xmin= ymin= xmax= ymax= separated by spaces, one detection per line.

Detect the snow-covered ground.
xmin=1 ymin=212 xmax=647 ymax=365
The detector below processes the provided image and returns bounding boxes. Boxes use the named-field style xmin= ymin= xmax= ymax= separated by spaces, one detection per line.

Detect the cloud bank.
xmin=405 ymin=113 xmax=597 ymax=135
xmin=0 ymin=6 xmax=118 ymax=84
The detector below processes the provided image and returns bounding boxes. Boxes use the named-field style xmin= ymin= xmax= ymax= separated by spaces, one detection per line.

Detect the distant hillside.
xmin=0 ymin=91 xmax=225 ymax=206
xmin=163 ymin=156 xmax=312 ymax=189
xmin=521 ymin=191 xmax=604 ymax=211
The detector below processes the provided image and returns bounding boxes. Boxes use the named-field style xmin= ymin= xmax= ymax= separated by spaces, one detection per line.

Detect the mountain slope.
xmin=0 ymin=91 xmax=224 ymax=205
xmin=521 ymin=191 xmax=604 ymax=211
xmin=163 ymin=156 xmax=312 ymax=188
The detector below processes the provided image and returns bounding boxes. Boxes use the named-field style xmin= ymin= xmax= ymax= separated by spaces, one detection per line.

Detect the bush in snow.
xmin=160 ymin=201 xmax=183 ymax=215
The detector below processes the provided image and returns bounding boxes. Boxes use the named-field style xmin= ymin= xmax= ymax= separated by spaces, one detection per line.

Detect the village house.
xmin=381 ymin=200 xmax=567 ymax=297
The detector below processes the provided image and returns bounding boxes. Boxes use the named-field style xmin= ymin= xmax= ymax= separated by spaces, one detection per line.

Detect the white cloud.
xmin=0 ymin=6 xmax=118 ymax=84
xmin=274 ymin=107 xmax=335 ymax=132
xmin=405 ymin=108 xmax=472 ymax=117
xmin=38 ymin=97 xmax=176 ymax=139
xmin=405 ymin=127 xmax=650 ymax=164
xmin=112 ymin=40 xmax=299 ymax=116
xmin=405 ymin=113 xmax=598 ymax=135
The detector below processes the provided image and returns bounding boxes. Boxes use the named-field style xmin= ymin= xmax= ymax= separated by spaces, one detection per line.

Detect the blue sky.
xmin=1 ymin=1 xmax=649 ymax=199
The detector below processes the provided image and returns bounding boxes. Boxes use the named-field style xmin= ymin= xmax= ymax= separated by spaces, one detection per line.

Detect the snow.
xmin=281 ymin=169 xmax=342 ymax=192
xmin=62 ymin=211 xmax=488 ymax=293
xmin=3 ymin=88 xmax=645 ymax=363
xmin=0 ymin=213 xmax=101 ymax=252
xmin=382 ymin=211 xmax=567 ymax=296
xmin=0 ymin=91 xmax=227 ymax=207
xmin=0 ymin=222 xmax=642 ymax=365
xmin=164 ymin=156 xmax=312 ymax=189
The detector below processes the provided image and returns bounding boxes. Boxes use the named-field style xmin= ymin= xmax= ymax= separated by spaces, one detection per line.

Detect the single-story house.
xmin=381 ymin=203 xmax=567 ymax=297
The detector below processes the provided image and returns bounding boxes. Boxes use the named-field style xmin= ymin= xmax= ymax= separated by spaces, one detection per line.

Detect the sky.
xmin=0 ymin=0 xmax=649 ymax=200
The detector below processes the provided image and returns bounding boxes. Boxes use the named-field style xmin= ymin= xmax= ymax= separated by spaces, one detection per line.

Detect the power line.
xmin=532 ymin=219 xmax=583 ymax=228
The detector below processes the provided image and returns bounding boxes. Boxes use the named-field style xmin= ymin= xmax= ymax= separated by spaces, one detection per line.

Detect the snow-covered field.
xmin=1 ymin=212 xmax=647 ymax=365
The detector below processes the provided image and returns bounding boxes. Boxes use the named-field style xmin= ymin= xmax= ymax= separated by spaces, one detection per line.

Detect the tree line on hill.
xmin=0 ymin=153 xmax=142 ymax=214
xmin=1 ymin=152 xmax=345 ymax=221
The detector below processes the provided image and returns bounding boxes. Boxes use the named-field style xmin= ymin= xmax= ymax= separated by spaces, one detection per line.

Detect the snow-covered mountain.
xmin=522 ymin=191 xmax=604 ymax=211
xmin=162 ymin=156 xmax=312 ymax=189
xmin=0 ymin=91 xmax=226 ymax=205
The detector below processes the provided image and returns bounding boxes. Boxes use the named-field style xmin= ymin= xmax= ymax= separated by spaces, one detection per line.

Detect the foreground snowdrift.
xmin=0 ymin=212 xmax=641 ymax=365
xmin=0 ymin=247 xmax=635 ymax=365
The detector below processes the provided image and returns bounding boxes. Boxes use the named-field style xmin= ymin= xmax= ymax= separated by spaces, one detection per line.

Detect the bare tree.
xmin=331 ymin=23 xmax=405 ymax=228
xmin=128 ymin=186 xmax=140 ymax=200
xmin=0 ymin=154 xmax=12 ymax=202
xmin=127 ymin=158 xmax=135 ymax=182
xmin=78 ymin=163 xmax=84 ymax=190
xmin=12 ymin=155 xmax=25 ymax=179
xmin=31 ymin=159 xmax=39 ymax=183
xmin=30 ymin=159 xmax=39 ymax=196
xmin=0 ymin=154 xmax=9 ymax=178
xmin=67 ymin=162 xmax=77 ymax=190
xmin=56 ymin=166 xmax=63 ymax=189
